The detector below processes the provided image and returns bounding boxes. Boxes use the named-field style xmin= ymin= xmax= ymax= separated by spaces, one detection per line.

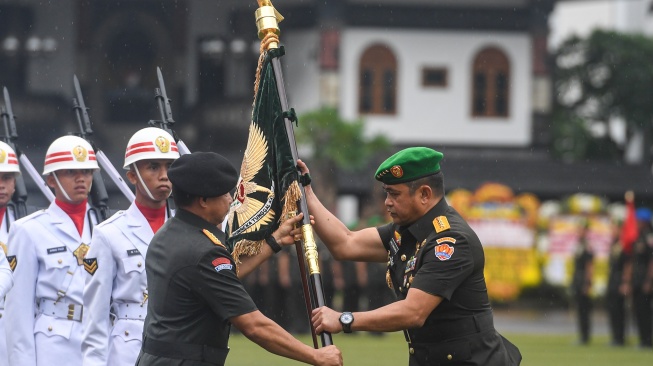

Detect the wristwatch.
xmin=265 ymin=235 xmax=282 ymax=253
xmin=339 ymin=312 xmax=354 ymax=333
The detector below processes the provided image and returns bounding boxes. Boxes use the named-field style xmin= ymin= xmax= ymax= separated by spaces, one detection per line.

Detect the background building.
xmin=0 ymin=0 xmax=650 ymax=211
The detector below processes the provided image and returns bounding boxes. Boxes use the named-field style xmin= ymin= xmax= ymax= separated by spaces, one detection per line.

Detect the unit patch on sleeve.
xmin=83 ymin=258 xmax=98 ymax=275
xmin=436 ymin=237 xmax=456 ymax=245
xmin=212 ymin=257 xmax=233 ymax=272
xmin=7 ymin=255 xmax=16 ymax=271
xmin=434 ymin=244 xmax=454 ymax=261
xmin=432 ymin=216 xmax=450 ymax=233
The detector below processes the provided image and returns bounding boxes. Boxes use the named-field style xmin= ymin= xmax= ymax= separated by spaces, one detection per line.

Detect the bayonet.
xmin=72 ymin=75 xmax=135 ymax=204
xmin=151 ymin=67 xmax=190 ymax=155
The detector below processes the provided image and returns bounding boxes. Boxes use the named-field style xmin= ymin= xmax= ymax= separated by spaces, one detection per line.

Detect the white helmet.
xmin=123 ymin=127 xmax=179 ymax=169
xmin=0 ymin=141 xmax=20 ymax=175
xmin=43 ymin=135 xmax=99 ymax=175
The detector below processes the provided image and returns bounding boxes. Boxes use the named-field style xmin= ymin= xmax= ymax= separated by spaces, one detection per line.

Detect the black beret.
xmin=168 ymin=152 xmax=238 ymax=197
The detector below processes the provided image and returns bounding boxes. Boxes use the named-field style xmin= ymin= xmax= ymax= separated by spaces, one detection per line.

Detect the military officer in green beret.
xmin=137 ymin=152 xmax=342 ymax=366
xmin=302 ymin=147 xmax=521 ymax=366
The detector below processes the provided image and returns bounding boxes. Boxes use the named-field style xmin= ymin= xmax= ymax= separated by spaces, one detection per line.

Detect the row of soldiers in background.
xmin=243 ymin=203 xmax=396 ymax=334
xmin=572 ymin=191 xmax=653 ymax=348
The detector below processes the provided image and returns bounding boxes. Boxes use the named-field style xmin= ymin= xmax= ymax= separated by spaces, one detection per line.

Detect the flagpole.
xmin=256 ymin=0 xmax=333 ymax=347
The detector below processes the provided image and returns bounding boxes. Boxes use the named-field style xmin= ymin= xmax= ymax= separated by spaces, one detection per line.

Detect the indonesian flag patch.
xmin=212 ymin=257 xmax=233 ymax=272
xmin=434 ymin=244 xmax=454 ymax=261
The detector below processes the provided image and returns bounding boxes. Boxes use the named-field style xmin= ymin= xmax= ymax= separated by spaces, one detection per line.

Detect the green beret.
xmin=168 ymin=152 xmax=238 ymax=197
xmin=374 ymin=147 xmax=443 ymax=184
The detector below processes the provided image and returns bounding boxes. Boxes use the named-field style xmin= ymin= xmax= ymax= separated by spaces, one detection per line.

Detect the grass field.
xmin=226 ymin=332 xmax=653 ymax=365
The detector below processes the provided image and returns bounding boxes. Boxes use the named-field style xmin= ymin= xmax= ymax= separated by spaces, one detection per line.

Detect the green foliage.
xmin=553 ymin=29 xmax=653 ymax=161
xmin=295 ymin=107 xmax=390 ymax=171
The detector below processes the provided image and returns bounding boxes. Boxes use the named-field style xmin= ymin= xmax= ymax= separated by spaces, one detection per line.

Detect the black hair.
xmin=171 ymin=185 xmax=198 ymax=208
xmin=406 ymin=171 xmax=444 ymax=197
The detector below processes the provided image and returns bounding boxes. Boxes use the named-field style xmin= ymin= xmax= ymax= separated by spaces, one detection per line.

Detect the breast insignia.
xmin=433 ymin=216 xmax=450 ymax=233
xmin=202 ymin=229 xmax=226 ymax=249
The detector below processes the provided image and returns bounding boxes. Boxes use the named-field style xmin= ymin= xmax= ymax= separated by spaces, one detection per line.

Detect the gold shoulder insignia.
xmin=203 ymin=229 xmax=226 ymax=249
xmin=7 ymin=255 xmax=16 ymax=272
xmin=0 ymin=241 xmax=7 ymax=255
xmin=83 ymin=258 xmax=98 ymax=275
xmin=433 ymin=216 xmax=450 ymax=233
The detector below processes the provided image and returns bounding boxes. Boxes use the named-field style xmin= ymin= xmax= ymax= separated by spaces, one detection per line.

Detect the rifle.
xmin=72 ymin=75 xmax=135 ymax=222
xmin=149 ymin=67 xmax=190 ymax=155
xmin=255 ymin=0 xmax=332 ymax=347
xmin=1 ymin=87 xmax=55 ymax=216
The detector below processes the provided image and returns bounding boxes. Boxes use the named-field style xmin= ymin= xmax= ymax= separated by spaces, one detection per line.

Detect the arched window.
xmin=358 ymin=44 xmax=397 ymax=115
xmin=471 ymin=47 xmax=510 ymax=118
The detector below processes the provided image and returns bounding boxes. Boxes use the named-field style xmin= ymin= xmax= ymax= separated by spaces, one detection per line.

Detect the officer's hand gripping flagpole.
xmin=73 ymin=76 xmax=135 ymax=204
xmin=1 ymin=86 xmax=55 ymax=210
xmin=256 ymin=0 xmax=333 ymax=347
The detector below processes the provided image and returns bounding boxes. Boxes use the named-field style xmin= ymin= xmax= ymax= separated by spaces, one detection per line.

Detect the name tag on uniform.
xmin=127 ymin=249 xmax=141 ymax=257
xmin=47 ymin=246 xmax=67 ymax=255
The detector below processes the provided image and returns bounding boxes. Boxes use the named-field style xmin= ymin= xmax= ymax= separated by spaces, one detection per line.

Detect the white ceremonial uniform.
xmin=0 ymin=206 xmax=16 ymax=365
xmin=83 ymin=203 xmax=165 ymax=366
xmin=5 ymin=201 xmax=95 ymax=366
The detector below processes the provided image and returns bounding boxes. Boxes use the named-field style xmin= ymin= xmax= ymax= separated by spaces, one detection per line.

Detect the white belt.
xmin=113 ymin=302 xmax=147 ymax=321
xmin=39 ymin=298 xmax=83 ymax=322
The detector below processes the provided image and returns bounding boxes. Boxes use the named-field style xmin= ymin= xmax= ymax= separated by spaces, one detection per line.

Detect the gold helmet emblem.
xmin=0 ymin=149 xmax=6 ymax=164
xmin=155 ymin=136 xmax=170 ymax=153
xmin=72 ymin=145 xmax=87 ymax=162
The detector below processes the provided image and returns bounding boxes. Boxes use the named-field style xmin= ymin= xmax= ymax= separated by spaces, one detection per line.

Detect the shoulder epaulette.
xmin=96 ymin=210 xmax=126 ymax=227
xmin=433 ymin=216 xmax=450 ymax=233
xmin=202 ymin=229 xmax=226 ymax=249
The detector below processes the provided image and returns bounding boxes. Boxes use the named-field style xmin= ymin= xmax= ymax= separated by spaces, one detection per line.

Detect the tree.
xmin=553 ymin=29 xmax=653 ymax=163
xmin=295 ymin=107 xmax=390 ymax=211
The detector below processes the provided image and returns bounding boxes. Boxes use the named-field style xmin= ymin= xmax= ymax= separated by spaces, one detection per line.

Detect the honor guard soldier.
xmin=137 ymin=152 xmax=342 ymax=366
xmin=5 ymin=135 xmax=99 ymax=365
xmin=82 ymin=127 xmax=180 ymax=366
xmin=0 ymin=140 xmax=20 ymax=364
xmin=305 ymin=147 xmax=522 ymax=366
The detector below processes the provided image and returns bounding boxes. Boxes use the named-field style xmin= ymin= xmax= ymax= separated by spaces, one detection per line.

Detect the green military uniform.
xmin=374 ymin=147 xmax=521 ymax=366
xmin=137 ymin=152 xmax=257 ymax=365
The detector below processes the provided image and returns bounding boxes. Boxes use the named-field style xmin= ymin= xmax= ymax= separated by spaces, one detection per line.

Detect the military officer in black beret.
xmin=137 ymin=152 xmax=342 ymax=366
xmin=303 ymin=147 xmax=521 ymax=366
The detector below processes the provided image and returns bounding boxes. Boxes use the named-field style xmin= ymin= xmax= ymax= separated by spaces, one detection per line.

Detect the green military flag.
xmin=227 ymin=48 xmax=301 ymax=262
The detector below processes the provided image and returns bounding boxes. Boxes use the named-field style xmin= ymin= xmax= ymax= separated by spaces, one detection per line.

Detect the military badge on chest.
xmin=73 ymin=243 xmax=90 ymax=265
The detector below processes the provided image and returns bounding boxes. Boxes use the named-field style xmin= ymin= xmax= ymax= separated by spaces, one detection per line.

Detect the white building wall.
xmin=283 ymin=31 xmax=322 ymax=113
xmin=338 ymin=29 xmax=532 ymax=147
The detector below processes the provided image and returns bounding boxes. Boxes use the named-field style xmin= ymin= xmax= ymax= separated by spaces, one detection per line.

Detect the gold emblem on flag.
xmin=0 ymin=149 xmax=6 ymax=164
xmin=228 ymin=122 xmax=275 ymax=233
xmin=72 ymin=146 xmax=87 ymax=162
xmin=73 ymin=243 xmax=90 ymax=266
xmin=155 ymin=136 xmax=170 ymax=153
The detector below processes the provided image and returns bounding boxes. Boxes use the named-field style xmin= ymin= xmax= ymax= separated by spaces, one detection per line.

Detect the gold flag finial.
xmin=255 ymin=0 xmax=284 ymax=50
